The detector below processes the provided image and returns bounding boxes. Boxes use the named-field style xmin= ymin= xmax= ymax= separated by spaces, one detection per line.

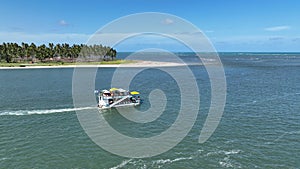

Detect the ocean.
xmin=0 ymin=52 xmax=299 ymax=168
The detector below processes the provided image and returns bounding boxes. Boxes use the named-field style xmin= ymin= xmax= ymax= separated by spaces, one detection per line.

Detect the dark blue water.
xmin=0 ymin=53 xmax=299 ymax=168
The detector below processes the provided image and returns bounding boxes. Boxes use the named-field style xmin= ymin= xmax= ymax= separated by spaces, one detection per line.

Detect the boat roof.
xmin=102 ymin=90 xmax=110 ymax=93
xmin=100 ymin=88 xmax=139 ymax=95
xmin=118 ymin=88 xmax=126 ymax=92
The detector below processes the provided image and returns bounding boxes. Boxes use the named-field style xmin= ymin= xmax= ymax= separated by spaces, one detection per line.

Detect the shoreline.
xmin=0 ymin=60 xmax=191 ymax=69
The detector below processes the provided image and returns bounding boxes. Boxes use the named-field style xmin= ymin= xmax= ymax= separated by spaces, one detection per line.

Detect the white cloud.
xmin=2 ymin=31 xmax=299 ymax=52
xmin=0 ymin=32 xmax=89 ymax=45
xmin=212 ymin=35 xmax=300 ymax=52
xmin=87 ymin=32 xmax=215 ymax=52
xmin=59 ymin=20 xmax=69 ymax=26
xmin=162 ymin=18 xmax=174 ymax=25
xmin=264 ymin=25 xmax=290 ymax=31
xmin=0 ymin=31 xmax=213 ymax=52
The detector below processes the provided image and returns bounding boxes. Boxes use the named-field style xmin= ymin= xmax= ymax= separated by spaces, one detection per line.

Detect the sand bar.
xmin=0 ymin=60 xmax=191 ymax=69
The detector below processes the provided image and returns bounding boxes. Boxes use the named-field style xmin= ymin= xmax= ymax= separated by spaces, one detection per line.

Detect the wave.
xmin=231 ymin=92 xmax=300 ymax=108
xmin=153 ymin=156 xmax=193 ymax=165
xmin=109 ymin=159 xmax=133 ymax=169
xmin=219 ymin=160 xmax=234 ymax=168
xmin=219 ymin=156 xmax=242 ymax=168
xmin=0 ymin=107 xmax=96 ymax=116
xmin=224 ymin=149 xmax=241 ymax=155
xmin=109 ymin=156 xmax=193 ymax=169
xmin=0 ymin=157 xmax=10 ymax=161
xmin=206 ymin=149 xmax=241 ymax=157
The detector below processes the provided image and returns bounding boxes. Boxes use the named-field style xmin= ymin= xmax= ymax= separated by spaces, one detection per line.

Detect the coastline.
xmin=0 ymin=60 xmax=189 ymax=69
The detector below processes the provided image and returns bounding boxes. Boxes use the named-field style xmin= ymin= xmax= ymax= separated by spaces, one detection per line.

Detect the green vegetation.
xmin=0 ymin=42 xmax=117 ymax=64
xmin=0 ymin=60 xmax=136 ymax=67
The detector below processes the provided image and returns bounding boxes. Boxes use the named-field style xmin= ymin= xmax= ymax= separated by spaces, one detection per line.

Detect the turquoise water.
xmin=0 ymin=53 xmax=300 ymax=168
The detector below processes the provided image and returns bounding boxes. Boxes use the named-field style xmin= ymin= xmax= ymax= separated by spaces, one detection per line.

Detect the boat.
xmin=95 ymin=88 xmax=141 ymax=109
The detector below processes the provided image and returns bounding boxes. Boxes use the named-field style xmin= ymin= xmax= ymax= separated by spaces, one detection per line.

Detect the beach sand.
xmin=0 ymin=60 xmax=189 ymax=69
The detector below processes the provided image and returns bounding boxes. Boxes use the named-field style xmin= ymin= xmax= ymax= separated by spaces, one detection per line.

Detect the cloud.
xmin=264 ymin=25 xmax=290 ymax=31
xmin=268 ymin=36 xmax=284 ymax=41
xmin=88 ymin=32 xmax=214 ymax=52
xmin=162 ymin=18 xmax=174 ymax=25
xmin=59 ymin=20 xmax=69 ymax=26
xmin=2 ymin=31 xmax=300 ymax=52
xmin=292 ymin=38 xmax=300 ymax=42
xmin=0 ymin=31 xmax=89 ymax=45
xmin=212 ymin=35 xmax=300 ymax=52
xmin=9 ymin=26 xmax=24 ymax=32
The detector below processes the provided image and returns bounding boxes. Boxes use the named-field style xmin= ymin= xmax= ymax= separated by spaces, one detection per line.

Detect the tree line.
xmin=0 ymin=42 xmax=117 ymax=63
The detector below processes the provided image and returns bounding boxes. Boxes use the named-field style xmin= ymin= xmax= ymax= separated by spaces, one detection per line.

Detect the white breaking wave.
xmin=219 ymin=156 xmax=242 ymax=168
xmin=206 ymin=149 xmax=241 ymax=157
xmin=153 ymin=156 xmax=193 ymax=165
xmin=109 ymin=159 xmax=133 ymax=169
xmin=0 ymin=107 xmax=96 ymax=116
xmin=224 ymin=149 xmax=241 ymax=155
xmin=219 ymin=161 xmax=234 ymax=168
xmin=109 ymin=156 xmax=193 ymax=169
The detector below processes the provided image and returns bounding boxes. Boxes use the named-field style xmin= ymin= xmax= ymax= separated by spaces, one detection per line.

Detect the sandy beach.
xmin=0 ymin=60 xmax=189 ymax=69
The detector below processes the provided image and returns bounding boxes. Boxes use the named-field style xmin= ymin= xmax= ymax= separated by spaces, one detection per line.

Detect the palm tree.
xmin=48 ymin=43 xmax=55 ymax=59
xmin=0 ymin=42 xmax=117 ymax=63
xmin=54 ymin=43 xmax=61 ymax=58
xmin=29 ymin=43 xmax=37 ymax=62
xmin=1 ymin=43 xmax=9 ymax=62
xmin=23 ymin=43 xmax=29 ymax=61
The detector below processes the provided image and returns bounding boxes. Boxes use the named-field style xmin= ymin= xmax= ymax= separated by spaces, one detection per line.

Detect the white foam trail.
xmin=206 ymin=149 xmax=241 ymax=156
xmin=224 ymin=149 xmax=241 ymax=155
xmin=0 ymin=107 xmax=96 ymax=116
xmin=110 ymin=159 xmax=132 ymax=169
xmin=219 ymin=161 xmax=234 ymax=168
xmin=154 ymin=156 xmax=193 ymax=165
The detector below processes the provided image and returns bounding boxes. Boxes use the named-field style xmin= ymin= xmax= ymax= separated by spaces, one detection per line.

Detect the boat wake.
xmin=109 ymin=156 xmax=193 ymax=169
xmin=109 ymin=159 xmax=133 ymax=169
xmin=0 ymin=107 xmax=96 ymax=116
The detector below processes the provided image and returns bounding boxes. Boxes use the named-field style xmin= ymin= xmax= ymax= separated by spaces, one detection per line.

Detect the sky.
xmin=0 ymin=0 xmax=300 ymax=52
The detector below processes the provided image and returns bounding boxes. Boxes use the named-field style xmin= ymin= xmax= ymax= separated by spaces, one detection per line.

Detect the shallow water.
xmin=0 ymin=53 xmax=299 ymax=168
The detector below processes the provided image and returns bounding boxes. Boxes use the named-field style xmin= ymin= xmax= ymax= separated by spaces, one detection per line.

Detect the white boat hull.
xmin=98 ymin=102 xmax=140 ymax=110
xmin=96 ymin=88 xmax=141 ymax=110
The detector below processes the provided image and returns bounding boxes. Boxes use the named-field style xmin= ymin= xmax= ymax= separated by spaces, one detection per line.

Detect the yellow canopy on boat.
xmin=130 ymin=91 xmax=140 ymax=95
xmin=109 ymin=88 xmax=118 ymax=91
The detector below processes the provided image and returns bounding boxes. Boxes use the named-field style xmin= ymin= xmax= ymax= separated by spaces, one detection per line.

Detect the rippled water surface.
xmin=0 ymin=53 xmax=299 ymax=168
